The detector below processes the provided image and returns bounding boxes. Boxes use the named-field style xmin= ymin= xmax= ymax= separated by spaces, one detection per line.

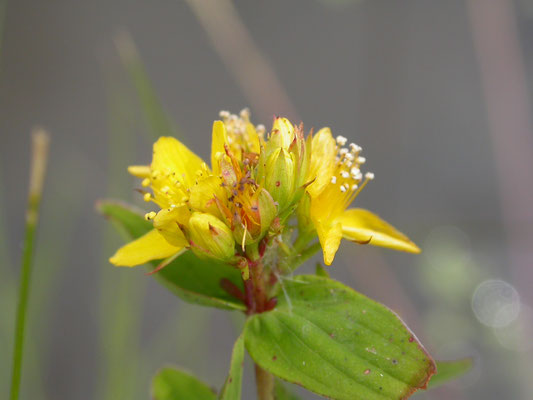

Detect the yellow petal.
xmin=315 ymin=219 xmax=343 ymax=266
xmin=153 ymin=207 xmax=189 ymax=247
xmin=189 ymin=175 xmax=225 ymax=216
xmin=151 ymin=136 xmax=206 ymax=187
xmin=109 ymin=229 xmax=183 ymax=267
xmin=127 ymin=165 xmax=151 ymax=178
xmin=306 ymin=128 xmax=337 ymax=198
xmin=246 ymin=122 xmax=261 ymax=153
xmin=339 ymin=208 xmax=421 ymax=253
xmin=211 ymin=121 xmax=227 ymax=175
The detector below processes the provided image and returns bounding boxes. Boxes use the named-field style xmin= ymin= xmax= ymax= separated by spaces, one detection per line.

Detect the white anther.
xmin=357 ymin=156 xmax=366 ymax=164
xmin=219 ymin=110 xmax=230 ymax=118
xmin=339 ymin=148 xmax=348 ymax=155
xmin=170 ymin=204 xmax=176 ymax=208
xmin=345 ymin=153 xmax=354 ymax=161
xmin=239 ymin=108 xmax=250 ymax=118
xmin=336 ymin=135 xmax=348 ymax=146
xmin=350 ymin=143 xmax=362 ymax=152
xmin=330 ymin=176 xmax=337 ymax=184
xmin=341 ymin=171 xmax=350 ymax=178
xmin=340 ymin=185 xmax=347 ymax=192
xmin=352 ymin=184 xmax=359 ymax=190
xmin=365 ymin=172 xmax=375 ymax=180
xmin=350 ymin=167 xmax=360 ymax=175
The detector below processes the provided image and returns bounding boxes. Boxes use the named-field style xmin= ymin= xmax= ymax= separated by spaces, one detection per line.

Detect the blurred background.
xmin=1 ymin=0 xmax=533 ymax=399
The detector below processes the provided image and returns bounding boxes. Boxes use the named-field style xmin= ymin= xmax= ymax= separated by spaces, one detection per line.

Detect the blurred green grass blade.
xmin=152 ymin=367 xmax=216 ymax=400
xmin=96 ymin=68 xmax=146 ymax=400
xmin=10 ymin=130 xmax=50 ymax=400
xmin=219 ymin=335 xmax=245 ymax=400
xmin=114 ymin=31 xmax=179 ymax=140
xmin=427 ymin=359 xmax=472 ymax=389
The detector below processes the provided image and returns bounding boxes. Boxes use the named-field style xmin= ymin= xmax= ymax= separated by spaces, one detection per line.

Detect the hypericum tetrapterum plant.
xmin=100 ymin=109 xmax=470 ymax=400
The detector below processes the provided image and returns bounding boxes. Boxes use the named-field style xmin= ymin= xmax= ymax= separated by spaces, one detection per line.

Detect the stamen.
xmin=330 ymin=176 xmax=337 ymax=184
xmin=336 ymin=135 xmax=348 ymax=146
xmin=143 ymin=193 xmax=152 ymax=202
xmin=142 ymin=178 xmax=150 ymax=187
xmin=239 ymin=108 xmax=250 ymax=119
xmin=365 ymin=172 xmax=375 ymax=180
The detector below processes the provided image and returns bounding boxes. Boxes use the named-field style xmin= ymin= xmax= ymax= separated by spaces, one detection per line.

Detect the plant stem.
xmin=254 ymin=364 xmax=274 ymax=400
xmin=10 ymin=130 xmax=50 ymax=400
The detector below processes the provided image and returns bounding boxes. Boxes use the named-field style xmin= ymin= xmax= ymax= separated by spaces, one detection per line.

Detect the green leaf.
xmin=274 ymin=380 xmax=301 ymax=400
xmin=427 ymin=359 xmax=472 ymax=389
xmin=244 ymin=275 xmax=436 ymax=400
xmin=97 ymin=200 xmax=245 ymax=310
xmin=152 ymin=366 xmax=216 ymax=400
xmin=219 ymin=335 xmax=245 ymax=400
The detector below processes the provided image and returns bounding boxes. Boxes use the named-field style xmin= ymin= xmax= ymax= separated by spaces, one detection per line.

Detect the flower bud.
xmin=263 ymin=148 xmax=295 ymax=212
xmin=188 ymin=212 xmax=235 ymax=261
xmin=265 ymin=117 xmax=294 ymax=156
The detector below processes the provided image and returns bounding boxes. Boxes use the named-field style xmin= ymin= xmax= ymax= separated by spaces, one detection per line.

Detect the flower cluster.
xmin=110 ymin=109 xmax=419 ymax=274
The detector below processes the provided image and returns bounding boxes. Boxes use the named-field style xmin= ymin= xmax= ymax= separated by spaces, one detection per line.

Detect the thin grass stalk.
xmin=9 ymin=129 xmax=50 ymax=400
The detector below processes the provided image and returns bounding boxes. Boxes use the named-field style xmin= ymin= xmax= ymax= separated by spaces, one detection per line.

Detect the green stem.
xmin=290 ymin=242 xmax=322 ymax=271
xmin=254 ymin=364 xmax=274 ymax=400
xmin=10 ymin=130 xmax=50 ymax=400
xmin=292 ymin=230 xmax=316 ymax=254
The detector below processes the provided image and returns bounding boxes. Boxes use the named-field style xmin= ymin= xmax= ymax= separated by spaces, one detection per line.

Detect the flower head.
xmin=110 ymin=109 xmax=419 ymax=272
xmin=110 ymin=110 xmax=302 ymax=268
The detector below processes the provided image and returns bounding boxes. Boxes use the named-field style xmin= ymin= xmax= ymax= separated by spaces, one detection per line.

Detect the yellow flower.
xmin=110 ymin=110 xmax=275 ymax=267
xmin=304 ymin=128 xmax=420 ymax=265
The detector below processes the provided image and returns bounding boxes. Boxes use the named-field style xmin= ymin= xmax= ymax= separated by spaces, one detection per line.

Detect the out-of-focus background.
xmin=1 ymin=0 xmax=533 ymax=399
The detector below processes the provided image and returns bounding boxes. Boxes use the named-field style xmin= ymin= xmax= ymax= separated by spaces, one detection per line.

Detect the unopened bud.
xmin=188 ymin=212 xmax=235 ymax=261
xmin=263 ymin=148 xmax=295 ymax=212
xmin=266 ymin=117 xmax=294 ymax=155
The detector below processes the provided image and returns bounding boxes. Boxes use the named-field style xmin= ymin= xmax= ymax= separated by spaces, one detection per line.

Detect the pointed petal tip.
xmin=406 ymin=241 xmax=422 ymax=254
xmin=108 ymin=255 xmax=136 ymax=267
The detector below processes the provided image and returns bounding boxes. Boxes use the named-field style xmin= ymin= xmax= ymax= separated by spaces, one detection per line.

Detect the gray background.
xmin=1 ymin=0 xmax=533 ymax=399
